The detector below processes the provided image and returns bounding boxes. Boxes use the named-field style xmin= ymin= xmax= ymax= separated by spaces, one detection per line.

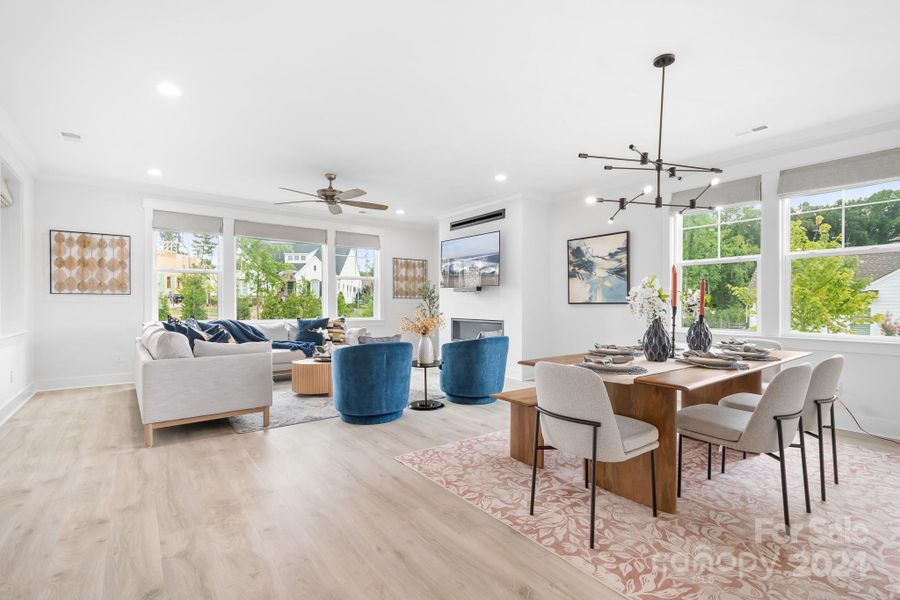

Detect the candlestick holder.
xmin=670 ymin=305 xmax=677 ymax=358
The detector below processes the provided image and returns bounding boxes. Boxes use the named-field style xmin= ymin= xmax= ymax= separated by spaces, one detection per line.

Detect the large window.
xmin=154 ymin=230 xmax=220 ymax=321
xmin=335 ymin=245 xmax=377 ymax=318
xmin=235 ymin=236 xmax=323 ymax=320
xmin=787 ymin=180 xmax=900 ymax=337
xmin=677 ymin=203 xmax=761 ymax=330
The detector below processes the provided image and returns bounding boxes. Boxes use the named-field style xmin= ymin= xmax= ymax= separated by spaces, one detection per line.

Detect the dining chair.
xmin=531 ymin=362 xmax=659 ymax=549
xmin=719 ymin=355 xmax=843 ymax=501
xmin=677 ymin=363 xmax=813 ymax=535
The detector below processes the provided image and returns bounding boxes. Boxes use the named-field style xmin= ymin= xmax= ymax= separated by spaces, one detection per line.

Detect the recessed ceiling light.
xmin=395 ymin=209 xmax=405 ymax=215
xmin=494 ymin=173 xmax=507 ymax=182
xmin=60 ymin=131 xmax=82 ymax=142
xmin=156 ymin=81 xmax=182 ymax=98
xmin=147 ymin=167 xmax=162 ymax=177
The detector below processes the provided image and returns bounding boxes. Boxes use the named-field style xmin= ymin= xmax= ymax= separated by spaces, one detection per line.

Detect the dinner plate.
xmin=581 ymin=362 xmax=637 ymax=372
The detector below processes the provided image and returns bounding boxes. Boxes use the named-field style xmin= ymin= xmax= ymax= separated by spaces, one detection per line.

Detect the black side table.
xmin=409 ymin=360 xmax=445 ymax=411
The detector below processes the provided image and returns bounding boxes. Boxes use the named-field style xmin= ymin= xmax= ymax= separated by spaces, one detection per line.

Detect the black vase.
xmin=686 ymin=315 xmax=713 ymax=352
xmin=642 ymin=317 xmax=672 ymax=362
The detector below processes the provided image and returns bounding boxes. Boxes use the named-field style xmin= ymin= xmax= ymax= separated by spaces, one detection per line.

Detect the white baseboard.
xmin=35 ymin=372 xmax=134 ymax=393
xmin=834 ymin=408 xmax=900 ymax=442
xmin=0 ymin=383 xmax=36 ymax=427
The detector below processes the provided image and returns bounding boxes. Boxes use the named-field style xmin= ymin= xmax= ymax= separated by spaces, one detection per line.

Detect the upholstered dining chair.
xmin=719 ymin=355 xmax=844 ymax=501
xmin=531 ymin=362 xmax=660 ymax=549
xmin=677 ymin=363 xmax=813 ymax=535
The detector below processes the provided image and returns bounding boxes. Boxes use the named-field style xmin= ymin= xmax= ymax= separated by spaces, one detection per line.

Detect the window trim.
xmin=152 ymin=229 xmax=222 ymax=321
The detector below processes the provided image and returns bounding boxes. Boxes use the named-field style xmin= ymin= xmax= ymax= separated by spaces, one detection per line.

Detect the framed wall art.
xmin=393 ymin=257 xmax=428 ymax=299
xmin=567 ymin=231 xmax=629 ymax=304
xmin=50 ymin=229 xmax=131 ymax=295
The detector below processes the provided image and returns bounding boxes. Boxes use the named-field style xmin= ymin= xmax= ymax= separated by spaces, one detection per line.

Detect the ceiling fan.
xmin=276 ymin=173 xmax=389 ymax=215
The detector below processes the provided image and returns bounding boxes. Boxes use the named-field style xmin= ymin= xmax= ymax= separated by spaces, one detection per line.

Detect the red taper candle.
xmin=699 ymin=278 xmax=706 ymax=316
xmin=671 ymin=265 xmax=677 ymax=307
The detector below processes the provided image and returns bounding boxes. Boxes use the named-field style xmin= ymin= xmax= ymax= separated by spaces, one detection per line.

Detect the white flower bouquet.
xmin=627 ymin=275 xmax=670 ymax=326
xmin=680 ymin=288 xmax=702 ymax=322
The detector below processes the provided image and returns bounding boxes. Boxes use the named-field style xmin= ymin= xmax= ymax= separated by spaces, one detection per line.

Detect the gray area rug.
xmin=228 ymin=369 xmax=443 ymax=433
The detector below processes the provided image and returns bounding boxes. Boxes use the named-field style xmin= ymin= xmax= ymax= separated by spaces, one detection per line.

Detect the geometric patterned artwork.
xmin=392 ymin=257 xmax=428 ymax=299
xmin=50 ymin=230 xmax=131 ymax=295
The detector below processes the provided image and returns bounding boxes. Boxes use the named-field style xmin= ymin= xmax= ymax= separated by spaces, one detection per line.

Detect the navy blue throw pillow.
xmin=296 ymin=317 xmax=330 ymax=345
xmin=188 ymin=318 xmax=234 ymax=344
xmin=162 ymin=318 xmax=208 ymax=349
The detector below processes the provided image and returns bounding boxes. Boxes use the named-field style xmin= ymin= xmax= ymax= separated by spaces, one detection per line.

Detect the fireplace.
xmin=451 ymin=318 xmax=504 ymax=341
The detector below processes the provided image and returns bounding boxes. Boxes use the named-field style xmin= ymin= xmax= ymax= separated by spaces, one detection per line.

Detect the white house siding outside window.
xmin=335 ymin=245 xmax=377 ymax=318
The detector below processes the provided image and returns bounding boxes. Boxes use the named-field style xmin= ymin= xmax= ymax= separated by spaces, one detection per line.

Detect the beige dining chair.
xmin=719 ymin=355 xmax=843 ymax=501
xmin=532 ymin=362 xmax=660 ymax=549
xmin=677 ymin=363 xmax=813 ymax=535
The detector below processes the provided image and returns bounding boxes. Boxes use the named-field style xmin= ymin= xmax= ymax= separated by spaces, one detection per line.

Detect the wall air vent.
xmin=449 ymin=208 xmax=505 ymax=231
xmin=60 ymin=131 xmax=82 ymax=142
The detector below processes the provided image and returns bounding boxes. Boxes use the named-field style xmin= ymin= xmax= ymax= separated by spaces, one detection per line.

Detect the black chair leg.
xmin=589 ymin=428 xmax=598 ymax=549
xmin=677 ymin=434 xmax=683 ymax=498
xmin=584 ymin=459 xmax=589 ymax=489
xmin=798 ymin=417 xmax=811 ymax=514
xmin=776 ymin=420 xmax=790 ymax=536
xmin=742 ymin=451 xmax=747 ymax=459
xmin=817 ymin=404 xmax=826 ymax=501
xmin=721 ymin=445 xmax=726 ymax=474
xmin=529 ymin=411 xmax=540 ymax=516
xmin=707 ymin=443 xmax=712 ymax=480
xmin=831 ymin=403 xmax=839 ymax=485
xmin=650 ymin=449 xmax=658 ymax=517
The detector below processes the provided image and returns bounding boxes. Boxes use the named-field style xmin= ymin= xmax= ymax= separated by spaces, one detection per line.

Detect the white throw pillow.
xmin=193 ymin=340 xmax=272 ymax=357
xmin=345 ymin=327 xmax=368 ymax=345
xmin=140 ymin=321 xmax=193 ymax=360
xmin=254 ymin=321 xmax=289 ymax=341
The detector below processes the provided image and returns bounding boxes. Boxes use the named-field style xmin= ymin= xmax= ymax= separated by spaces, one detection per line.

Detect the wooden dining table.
xmin=492 ymin=350 xmax=810 ymax=514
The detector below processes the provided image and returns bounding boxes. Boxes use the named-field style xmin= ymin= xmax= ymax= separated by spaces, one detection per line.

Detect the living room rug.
xmin=229 ymin=370 xmax=443 ymax=433
xmin=396 ymin=431 xmax=900 ymax=600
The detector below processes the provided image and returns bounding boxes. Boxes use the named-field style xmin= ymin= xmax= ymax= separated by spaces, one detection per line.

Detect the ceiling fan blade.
xmin=328 ymin=203 xmax=343 ymax=215
xmin=339 ymin=200 xmax=389 ymax=211
xmin=336 ymin=188 xmax=366 ymax=201
xmin=279 ymin=187 xmax=321 ymax=199
xmin=274 ymin=199 xmax=323 ymax=205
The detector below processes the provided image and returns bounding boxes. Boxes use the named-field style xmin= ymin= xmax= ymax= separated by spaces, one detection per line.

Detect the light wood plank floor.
xmin=0 ymin=381 xmax=627 ymax=600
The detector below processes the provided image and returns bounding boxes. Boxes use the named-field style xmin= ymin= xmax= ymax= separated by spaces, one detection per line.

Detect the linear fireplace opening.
xmin=451 ymin=318 xmax=504 ymax=341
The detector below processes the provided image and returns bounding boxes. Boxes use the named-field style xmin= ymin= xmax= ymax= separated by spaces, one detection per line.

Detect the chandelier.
xmin=580 ymin=53 xmax=723 ymax=223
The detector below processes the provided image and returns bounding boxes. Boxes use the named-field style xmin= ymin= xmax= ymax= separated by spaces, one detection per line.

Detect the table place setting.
xmin=714 ymin=339 xmax=780 ymax=361
xmin=589 ymin=343 xmax=642 ymax=357
xmin=676 ymin=350 xmax=750 ymax=370
xmin=579 ymin=351 xmax=649 ymax=375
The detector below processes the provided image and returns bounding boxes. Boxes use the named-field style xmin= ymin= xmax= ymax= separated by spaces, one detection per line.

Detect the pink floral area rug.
xmin=396 ymin=431 xmax=900 ymax=600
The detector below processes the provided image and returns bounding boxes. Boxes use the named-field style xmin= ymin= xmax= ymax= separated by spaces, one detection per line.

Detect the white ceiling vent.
xmin=735 ymin=124 xmax=769 ymax=137
xmin=60 ymin=131 xmax=82 ymax=142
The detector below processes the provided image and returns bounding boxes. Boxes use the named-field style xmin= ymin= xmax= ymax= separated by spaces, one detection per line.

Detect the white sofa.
xmin=247 ymin=319 xmax=368 ymax=373
xmin=135 ymin=322 xmax=273 ymax=447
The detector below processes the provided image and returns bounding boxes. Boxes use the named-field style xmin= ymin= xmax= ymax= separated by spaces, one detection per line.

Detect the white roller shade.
xmin=234 ymin=220 xmax=327 ymax=244
xmin=777 ymin=147 xmax=900 ymax=197
xmin=671 ymin=176 xmax=761 ymax=211
xmin=152 ymin=210 xmax=223 ymax=235
xmin=335 ymin=230 xmax=381 ymax=250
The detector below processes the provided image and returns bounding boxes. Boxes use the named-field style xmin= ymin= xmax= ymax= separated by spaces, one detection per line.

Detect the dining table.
xmin=491 ymin=349 xmax=810 ymax=514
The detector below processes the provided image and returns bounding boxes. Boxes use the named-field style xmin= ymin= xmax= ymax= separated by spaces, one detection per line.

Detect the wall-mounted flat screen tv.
xmin=440 ymin=230 xmax=500 ymax=288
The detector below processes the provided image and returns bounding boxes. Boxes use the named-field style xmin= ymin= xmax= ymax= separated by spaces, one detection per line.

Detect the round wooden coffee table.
xmin=291 ymin=358 xmax=333 ymax=395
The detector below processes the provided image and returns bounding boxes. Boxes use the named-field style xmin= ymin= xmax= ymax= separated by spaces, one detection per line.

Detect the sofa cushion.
xmin=359 ymin=334 xmax=402 ymax=344
xmin=327 ymin=317 xmax=346 ymax=343
xmin=141 ymin=322 xmax=193 ymax=360
xmin=193 ymin=340 xmax=271 ymax=357
xmin=296 ymin=317 xmax=330 ymax=344
xmin=272 ymin=347 xmax=312 ymax=365
xmin=255 ymin=321 xmax=290 ymax=341
xmin=163 ymin=317 xmax=209 ymax=349
xmin=345 ymin=327 xmax=368 ymax=345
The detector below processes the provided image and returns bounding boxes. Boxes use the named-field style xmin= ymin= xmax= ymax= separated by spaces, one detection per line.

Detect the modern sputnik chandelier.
xmin=579 ymin=53 xmax=723 ymax=223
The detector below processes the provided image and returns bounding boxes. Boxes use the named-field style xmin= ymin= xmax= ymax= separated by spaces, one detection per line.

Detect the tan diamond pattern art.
xmin=393 ymin=258 xmax=428 ymax=299
xmin=50 ymin=230 xmax=131 ymax=295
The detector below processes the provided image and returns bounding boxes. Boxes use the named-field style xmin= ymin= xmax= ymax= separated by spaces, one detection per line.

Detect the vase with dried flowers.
xmin=400 ymin=282 xmax=445 ymax=365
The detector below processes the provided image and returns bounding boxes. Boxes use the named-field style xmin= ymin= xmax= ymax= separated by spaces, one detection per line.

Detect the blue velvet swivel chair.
xmin=332 ymin=341 xmax=413 ymax=424
xmin=440 ymin=336 xmax=509 ymax=404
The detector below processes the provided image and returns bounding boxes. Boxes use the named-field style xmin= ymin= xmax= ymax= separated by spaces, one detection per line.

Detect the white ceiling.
xmin=2 ymin=0 xmax=900 ymax=223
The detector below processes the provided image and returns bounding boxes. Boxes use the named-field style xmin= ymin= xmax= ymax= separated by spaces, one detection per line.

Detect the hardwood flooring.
xmin=0 ymin=381 xmax=625 ymax=600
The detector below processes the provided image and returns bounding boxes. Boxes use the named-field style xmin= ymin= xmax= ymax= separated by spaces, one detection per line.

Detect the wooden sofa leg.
xmin=262 ymin=406 xmax=270 ymax=428
xmin=144 ymin=424 xmax=154 ymax=448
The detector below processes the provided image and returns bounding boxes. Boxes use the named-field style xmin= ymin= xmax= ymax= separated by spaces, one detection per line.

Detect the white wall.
xmin=32 ymin=178 xmax=437 ymax=390
xmin=0 ymin=112 xmax=36 ymax=424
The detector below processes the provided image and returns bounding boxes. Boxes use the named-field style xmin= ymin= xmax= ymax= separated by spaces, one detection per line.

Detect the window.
xmin=787 ymin=180 xmax=900 ymax=337
xmin=677 ymin=203 xmax=761 ymax=330
xmin=335 ymin=245 xmax=377 ymax=318
xmin=235 ymin=237 xmax=323 ymax=320
xmin=154 ymin=230 xmax=220 ymax=321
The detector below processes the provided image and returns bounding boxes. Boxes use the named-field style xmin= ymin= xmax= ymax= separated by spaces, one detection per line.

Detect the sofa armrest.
xmin=136 ymin=348 xmax=273 ymax=424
